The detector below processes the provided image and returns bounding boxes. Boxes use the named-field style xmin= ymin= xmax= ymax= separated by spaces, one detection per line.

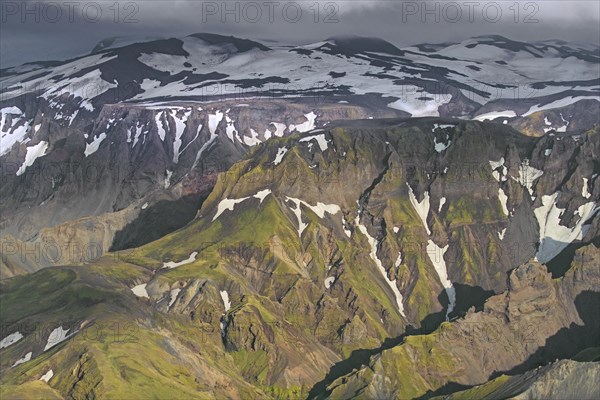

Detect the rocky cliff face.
xmin=1 ymin=99 xmax=401 ymax=276
xmin=2 ymin=34 xmax=598 ymax=277
xmin=2 ymin=119 xmax=595 ymax=399
xmin=324 ymin=243 xmax=600 ymax=399
xmin=438 ymin=357 xmax=600 ymax=400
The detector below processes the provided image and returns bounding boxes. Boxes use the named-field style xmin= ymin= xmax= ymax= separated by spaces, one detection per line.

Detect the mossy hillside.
xmin=435 ymin=374 xmax=511 ymax=400
xmin=382 ymin=191 xmax=449 ymax=323
xmin=0 ymin=269 xmax=77 ymax=327
xmin=156 ymin=196 xmax=305 ymax=284
xmin=85 ymin=256 xmax=151 ymax=282
xmin=333 ymin=237 xmax=405 ymax=338
xmin=1 ymin=272 xmax=265 ymax=399
xmin=403 ymin=255 xmax=444 ymax=325
xmin=0 ymin=381 xmax=64 ymax=400
xmin=446 ymin=196 xmax=481 ymax=226
xmin=360 ymin=333 xmax=463 ymax=399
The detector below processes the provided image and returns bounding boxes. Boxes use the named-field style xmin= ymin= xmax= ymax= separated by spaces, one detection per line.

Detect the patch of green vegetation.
xmin=446 ymin=197 xmax=476 ymax=225
xmin=265 ymin=384 xmax=305 ymax=400
xmin=405 ymin=257 xmax=438 ymax=323
xmin=232 ymin=349 xmax=270 ymax=384
xmin=0 ymin=381 xmax=63 ymax=400
xmin=0 ymin=268 xmax=91 ymax=326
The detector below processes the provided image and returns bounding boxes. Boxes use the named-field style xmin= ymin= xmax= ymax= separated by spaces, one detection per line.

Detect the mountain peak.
xmin=325 ymin=35 xmax=403 ymax=55
xmin=187 ymin=33 xmax=271 ymax=52
xmin=90 ymin=35 xmax=165 ymax=54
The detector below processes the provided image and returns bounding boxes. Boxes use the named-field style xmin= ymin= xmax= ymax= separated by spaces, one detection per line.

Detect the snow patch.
xmin=387 ymin=92 xmax=452 ymax=117
xmin=523 ymin=96 xmax=599 ymax=116
xmin=254 ymin=189 xmax=271 ymax=203
xmin=289 ymin=112 xmax=317 ymax=133
xmin=16 ymin=141 xmax=48 ymax=176
xmin=498 ymin=228 xmax=507 ymax=240
xmin=324 ymin=277 xmax=336 ymax=289
xmin=213 ymin=197 xmax=249 ymax=221
xmin=213 ymin=190 xmax=271 ymax=221
xmin=168 ymin=288 xmax=181 ymax=309
xmin=512 ymin=159 xmax=543 ymax=198
xmin=44 ymin=326 xmax=75 ymax=351
xmin=299 ymin=134 xmax=329 ymax=151
xmin=266 ymin=122 xmax=286 ymax=138
xmin=473 ymin=110 xmax=516 ymax=121
xmin=426 ymin=240 xmax=455 ymax=320
xmin=273 ymin=147 xmax=288 ymax=165
xmin=155 ymin=112 xmax=167 ymax=141
xmin=534 ymin=192 xmax=597 ymax=263
xmin=355 ymin=217 xmax=405 ymax=317
xmin=498 ymin=188 xmax=509 ymax=216
xmin=208 ymin=111 xmax=224 ymax=135
xmin=243 ymin=128 xmax=262 ymax=146
xmin=84 ymin=133 xmax=106 ymax=157
xmin=582 ymin=178 xmax=591 ymax=199
xmin=164 ymin=170 xmax=173 ymax=189
xmin=394 ymin=252 xmax=403 ymax=269
xmin=224 ymin=113 xmax=238 ymax=143
xmin=12 ymin=352 xmax=32 ymax=367
xmin=432 ymin=123 xmax=456 ymax=131
xmin=286 ymin=197 xmax=340 ymax=237
xmin=407 ymin=183 xmax=431 ymax=235
xmin=342 ymin=218 xmax=352 ymax=238
xmin=438 ymin=197 xmax=446 ymax=212
xmin=40 ymin=369 xmax=54 ymax=382
xmin=489 ymin=158 xmax=507 ymax=182
xmin=131 ymin=284 xmax=149 ymax=298
xmin=220 ymin=290 xmax=231 ymax=312
xmin=12 ymin=351 xmax=33 ymax=368
xmin=171 ymin=108 xmax=192 ymax=163
xmin=0 ymin=332 xmax=23 ymax=349
xmin=433 ymin=135 xmax=451 ymax=153
xmin=162 ymin=252 xmax=198 ymax=269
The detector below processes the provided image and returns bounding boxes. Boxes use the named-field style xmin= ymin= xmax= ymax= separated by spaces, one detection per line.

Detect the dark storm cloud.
xmin=1 ymin=0 xmax=599 ymax=68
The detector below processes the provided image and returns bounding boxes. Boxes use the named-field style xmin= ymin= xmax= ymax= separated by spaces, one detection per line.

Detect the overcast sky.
xmin=1 ymin=0 xmax=599 ymax=68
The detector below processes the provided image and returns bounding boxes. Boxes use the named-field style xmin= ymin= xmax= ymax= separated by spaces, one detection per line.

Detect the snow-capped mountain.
xmin=2 ymin=33 xmax=598 ymax=116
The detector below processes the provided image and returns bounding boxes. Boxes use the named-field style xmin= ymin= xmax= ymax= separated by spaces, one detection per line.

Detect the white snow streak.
xmin=16 ymin=141 xmax=48 ymax=176
xmin=131 ymin=283 xmax=149 ymax=298
xmin=355 ymin=216 xmax=405 ymax=317
xmin=299 ymin=134 xmax=329 ymax=151
xmin=0 ymin=332 xmax=23 ymax=349
xmin=220 ymin=290 xmax=231 ymax=312
xmin=162 ymin=252 xmax=198 ymax=269
xmin=498 ymin=188 xmax=509 ymax=216
xmin=84 ymin=132 xmax=106 ymax=157
xmin=273 ymin=147 xmax=288 ymax=165
xmin=426 ymin=240 xmax=455 ymax=320
xmin=40 ymin=369 xmax=54 ymax=382
xmin=44 ymin=326 xmax=74 ymax=351
xmin=12 ymin=352 xmax=32 ymax=367
xmin=407 ymin=183 xmax=431 ymax=235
